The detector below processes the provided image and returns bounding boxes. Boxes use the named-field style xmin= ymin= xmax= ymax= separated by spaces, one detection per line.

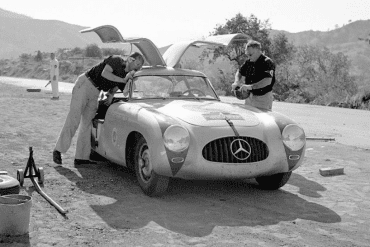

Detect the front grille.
xmin=202 ymin=136 xmax=269 ymax=163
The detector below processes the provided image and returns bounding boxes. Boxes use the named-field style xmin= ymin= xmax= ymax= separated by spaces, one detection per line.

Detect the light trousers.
xmin=245 ymin=91 xmax=273 ymax=110
xmin=51 ymin=78 xmax=59 ymax=98
xmin=54 ymin=74 xmax=100 ymax=160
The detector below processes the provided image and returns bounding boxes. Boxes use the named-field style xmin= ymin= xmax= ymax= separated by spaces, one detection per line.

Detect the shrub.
xmin=71 ymin=47 xmax=83 ymax=56
xmin=59 ymin=60 xmax=74 ymax=74
xmin=19 ymin=53 xmax=31 ymax=60
xmin=74 ymin=65 xmax=84 ymax=75
xmin=85 ymin=44 xmax=102 ymax=58
xmin=34 ymin=50 xmax=42 ymax=62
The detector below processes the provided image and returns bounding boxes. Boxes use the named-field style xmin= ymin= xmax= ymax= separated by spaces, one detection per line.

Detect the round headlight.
xmin=163 ymin=125 xmax=190 ymax=152
xmin=282 ymin=124 xmax=306 ymax=151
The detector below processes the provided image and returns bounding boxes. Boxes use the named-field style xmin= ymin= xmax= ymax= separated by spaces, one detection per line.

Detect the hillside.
xmin=270 ymin=20 xmax=370 ymax=85
xmin=0 ymin=8 xmax=101 ymax=58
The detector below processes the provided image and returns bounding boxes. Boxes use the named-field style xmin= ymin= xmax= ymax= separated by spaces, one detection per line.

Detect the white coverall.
xmin=50 ymin=58 xmax=59 ymax=98
xmin=54 ymin=74 xmax=100 ymax=160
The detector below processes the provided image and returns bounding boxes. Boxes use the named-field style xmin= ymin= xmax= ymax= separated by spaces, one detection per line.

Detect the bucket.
xmin=0 ymin=194 xmax=32 ymax=236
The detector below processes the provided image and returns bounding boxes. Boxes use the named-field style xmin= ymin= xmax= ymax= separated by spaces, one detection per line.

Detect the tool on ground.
xmin=26 ymin=88 xmax=41 ymax=92
xmin=17 ymin=147 xmax=68 ymax=216
xmin=45 ymin=80 xmax=52 ymax=87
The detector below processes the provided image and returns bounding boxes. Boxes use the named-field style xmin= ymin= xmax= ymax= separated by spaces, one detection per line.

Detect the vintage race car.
xmin=82 ymin=26 xmax=306 ymax=196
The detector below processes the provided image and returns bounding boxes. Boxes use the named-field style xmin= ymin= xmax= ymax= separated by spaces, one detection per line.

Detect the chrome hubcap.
xmin=138 ymin=144 xmax=152 ymax=182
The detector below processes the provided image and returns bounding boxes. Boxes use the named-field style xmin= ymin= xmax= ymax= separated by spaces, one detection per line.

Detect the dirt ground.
xmin=0 ymin=77 xmax=370 ymax=247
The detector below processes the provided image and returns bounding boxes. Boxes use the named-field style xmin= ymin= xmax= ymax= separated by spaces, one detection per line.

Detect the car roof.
xmin=134 ymin=66 xmax=207 ymax=77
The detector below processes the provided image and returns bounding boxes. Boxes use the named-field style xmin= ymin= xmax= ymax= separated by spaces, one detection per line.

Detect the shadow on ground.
xmin=0 ymin=234 xmax=30 ymax=247
xmin=54 ymin=161 xmax=341 ymax=237
xmin=287 ymin=173 xmax=327 ymax=198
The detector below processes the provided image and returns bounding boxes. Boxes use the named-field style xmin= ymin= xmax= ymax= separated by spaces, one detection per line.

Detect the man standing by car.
xmin=52 ymin=52 xmax=144 ymax=166
xmin=50 ymin=52 xmax=60 ymax=100
xmin=232 ymin=40 xmax=276 ymax=110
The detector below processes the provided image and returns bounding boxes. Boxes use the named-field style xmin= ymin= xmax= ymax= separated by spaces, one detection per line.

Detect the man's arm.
xmin=249 ymin=77 xmax=272 ymax=89
xmin=101 ymin=65 xmax=126 ymax=83
xmin=232 ymin=70 xmax=245 ymax=90
xmin=103 ymin=86 xmax=119 ymax=106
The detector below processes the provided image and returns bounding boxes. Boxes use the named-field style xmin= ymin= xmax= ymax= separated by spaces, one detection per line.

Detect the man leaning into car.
xmin=232 ymin=40 xmax=276 ymax=110
xmin=52 ymin=52 xmax=144 ymax=166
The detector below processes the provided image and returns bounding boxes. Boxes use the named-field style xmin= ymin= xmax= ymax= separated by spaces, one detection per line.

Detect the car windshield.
xmin=128 ymin=75 xmax=219 ymax=100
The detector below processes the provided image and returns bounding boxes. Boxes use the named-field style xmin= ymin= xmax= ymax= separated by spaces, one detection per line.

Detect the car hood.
xmin=138 ymin=100 xmax=261 ymax=127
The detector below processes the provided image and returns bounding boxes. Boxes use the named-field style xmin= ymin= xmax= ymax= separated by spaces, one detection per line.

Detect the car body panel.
xmin=92 ymin=97 xmax=305 ymax=179
xmin=203 ymin=33 xmax=250 ymax=46
xmin=80 ymin=25 xmax=166 ymax=67
xmin=163 ymin=40 xmax=224 ymax=68
xmin=163 ymin=33 xmax=249 ymax=68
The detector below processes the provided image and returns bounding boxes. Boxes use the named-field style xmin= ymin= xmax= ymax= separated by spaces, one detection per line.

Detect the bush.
xmin=71 ymin=47 xmax=83 ymax=56
xmin=74 ymin=65 xmax=84 ymax=75
xmin=34 ymin=50 xmax=42 ymax=62
xmin=85 ymin=44 xmax=102 ymax=58
xmin=19 ymin=53 xmax=31 ymax=60
xmin=59 ymin=60 xmax=74 ymax=74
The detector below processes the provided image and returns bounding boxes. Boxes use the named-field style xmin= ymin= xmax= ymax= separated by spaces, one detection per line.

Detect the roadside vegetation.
xmin=0 ymin=13 xmax=369 ymax=110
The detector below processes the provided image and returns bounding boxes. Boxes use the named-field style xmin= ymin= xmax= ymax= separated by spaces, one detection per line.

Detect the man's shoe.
xmin=74 ymin=159 xmax=97 ymax=166
xmin=53 ymin=150 xmax=62 ymax=164
xmin=51 ymin=96 xmax=59 ymax=100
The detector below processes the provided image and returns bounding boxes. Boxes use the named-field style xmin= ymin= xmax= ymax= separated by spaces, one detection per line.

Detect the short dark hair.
xmin=246 ymin=40 xmax=261 ymax=50
xmin=129 ymin=52 xmax=145 ymax=65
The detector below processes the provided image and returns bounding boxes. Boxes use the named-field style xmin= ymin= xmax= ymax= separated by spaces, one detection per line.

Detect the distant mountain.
xmin=270 ymin=20 xmax=370 ymax=46
xmin=0 ymin=8 xmax=31 ymax=19
xmin=0 ymin=8 xmax=101 ymax=58
xmin=270 ymin=20 xmax=370 ymax=83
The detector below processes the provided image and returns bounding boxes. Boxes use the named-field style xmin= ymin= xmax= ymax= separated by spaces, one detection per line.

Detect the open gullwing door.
xmin=80 ymin=25 xmax=166 ymax=67
xmin=163 ymin=33 xmax=249 ymax=68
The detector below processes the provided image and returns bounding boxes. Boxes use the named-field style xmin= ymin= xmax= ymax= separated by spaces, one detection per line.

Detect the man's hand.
xmin=103 ymin=94 xmax=114 ymax=106
xmin=53 ymin=75 xmax=56 ymax=81
xmin=231 ymin=82 xmax=241 ymax=91
xmin=124 ymin=70 xmax=136 ymax=83
xmin=241 ymin=84 xmax=252 ymax=92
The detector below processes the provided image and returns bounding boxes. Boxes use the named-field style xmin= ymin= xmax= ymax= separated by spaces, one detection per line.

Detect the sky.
xmin=1 ymin=0 xmax=370 ymax=47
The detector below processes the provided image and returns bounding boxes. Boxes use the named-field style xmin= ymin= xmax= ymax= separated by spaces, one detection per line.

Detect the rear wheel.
xmin=255 ymin=171 xmax=292 ymax=190
xmin=134 ymin=136 xmax=169 ymax=196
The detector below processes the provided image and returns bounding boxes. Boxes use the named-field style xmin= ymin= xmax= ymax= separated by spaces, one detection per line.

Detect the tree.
xmin=269 ymin=33 xmax=295 ymax=66
xmin=85 ymin=44 xmax=102 ymax=58
xmin=292 ymin=45 xmax=357 ymax=104
xmin=34 ymin=50 xmax=42 ymax=62
xmin=269 ymin=33 xmax=298 ymax=100
xmin=202 ymin=13 xmax=272 ymax=67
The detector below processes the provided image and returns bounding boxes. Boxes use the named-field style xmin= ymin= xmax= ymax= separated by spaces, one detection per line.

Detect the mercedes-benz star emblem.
xmin=230 ymin=139 xmax=251 ymax=160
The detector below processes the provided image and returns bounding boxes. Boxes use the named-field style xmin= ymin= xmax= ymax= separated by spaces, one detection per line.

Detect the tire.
xmin=255 ymin=171 xmax=292 ymax=190
xmin=0 ymin=175 xmax=20 ymax=195
xmin=134 ymin=136 xmax=169 ymax=196
xmin=90 ymin=149 xmax=106 ymax=161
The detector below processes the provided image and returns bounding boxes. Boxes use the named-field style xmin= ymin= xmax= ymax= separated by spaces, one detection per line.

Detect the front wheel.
xmin=134 ymin=136 xmax=169 ymax=196
xmin=255 ymin=171 xmax=292 ymax=190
